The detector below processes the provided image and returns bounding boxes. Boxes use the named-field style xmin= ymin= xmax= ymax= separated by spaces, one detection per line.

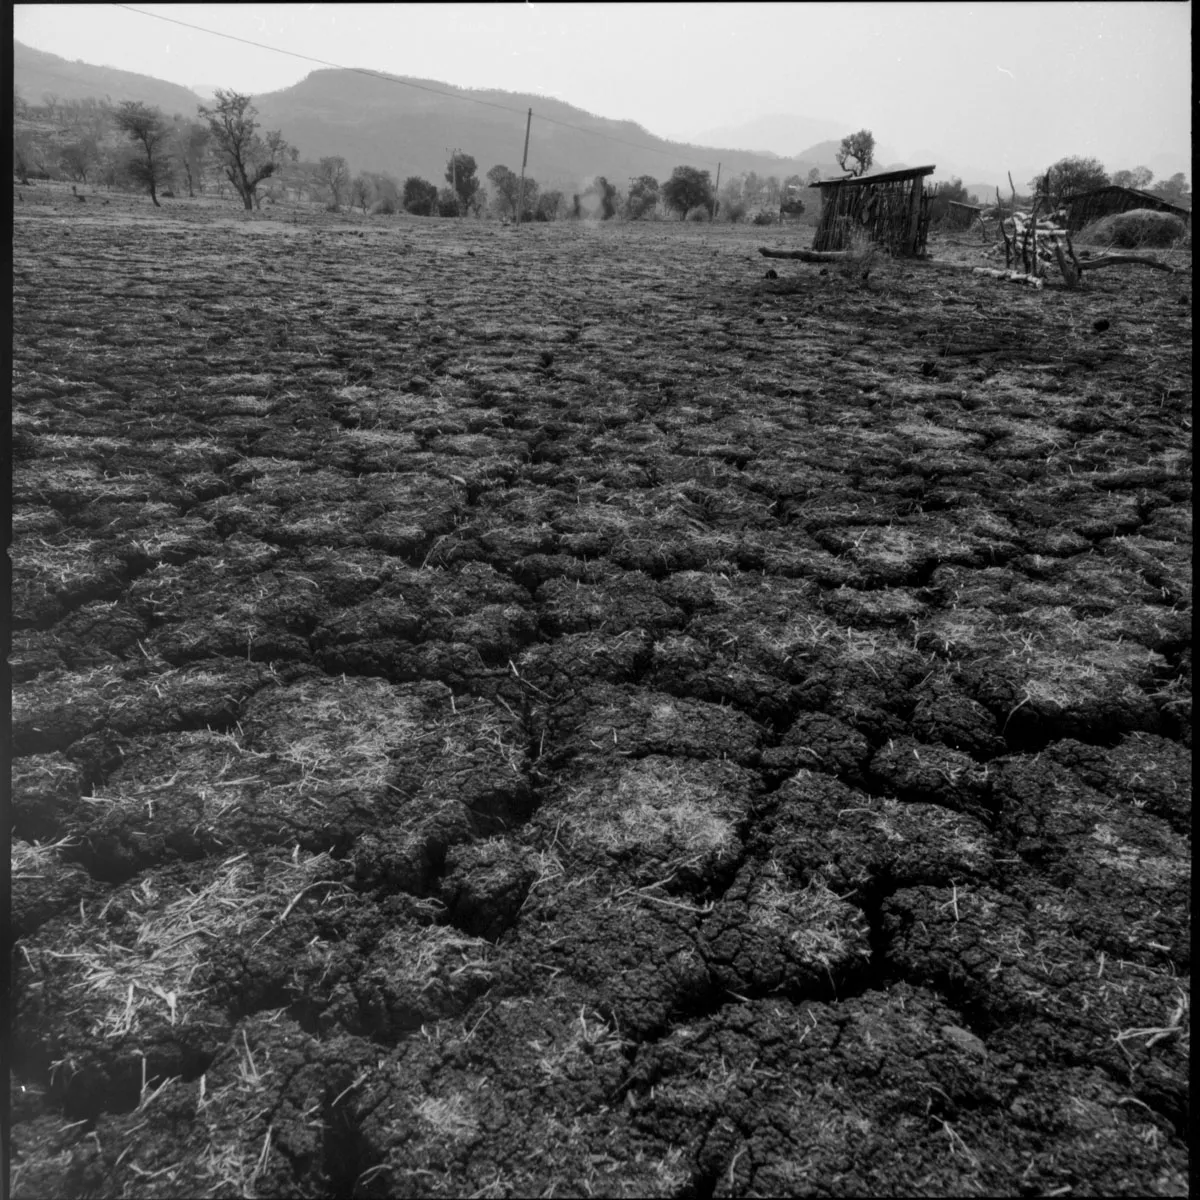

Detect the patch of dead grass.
xmin=37 ymin=851 xmax=342 ymax=1046
xmin=560 ymin=757 xmax=741 ymax=875
xmin=752 ymin=863 xmax=872 ymax=984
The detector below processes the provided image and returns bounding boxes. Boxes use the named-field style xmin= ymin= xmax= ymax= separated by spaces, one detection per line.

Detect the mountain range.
xmin=13 ymin=40 xmax=1187 ymax=201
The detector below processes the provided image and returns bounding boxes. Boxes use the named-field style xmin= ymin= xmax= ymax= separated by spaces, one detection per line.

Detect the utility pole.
xmin=447 ymin=147 xmax=463 ymax=216
xmin=515 ymin=107 xmax=532 ymax=226
xmin=713 ymin=161 xmax=721 ymax=219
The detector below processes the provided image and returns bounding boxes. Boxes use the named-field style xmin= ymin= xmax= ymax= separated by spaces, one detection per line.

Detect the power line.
xmin=113 ymin=4 xmax=528 ymax=116
xmin=532 ymin=108 xmax=720 ymax=170
xmin=111 ymin=3 xmax=723 ymax=171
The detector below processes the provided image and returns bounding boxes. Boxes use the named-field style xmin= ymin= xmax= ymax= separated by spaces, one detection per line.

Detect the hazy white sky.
xmin=13 ymin=2 xmax=1193 ymax=173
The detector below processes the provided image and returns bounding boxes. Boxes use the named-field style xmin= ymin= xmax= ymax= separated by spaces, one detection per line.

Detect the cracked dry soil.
xmin=8 ymin=194 xmax=1191 ymax=1197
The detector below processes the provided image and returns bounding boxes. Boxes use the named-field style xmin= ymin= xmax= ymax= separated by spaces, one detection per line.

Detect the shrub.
xmin=752 ymin=210 xmax=776 ymax=226
xmin=404 ymin=176 xmax=439 ymax=216
xmin=1078 ymin=208 xmax=1188 ymax=249
xmin=686 ymin=205 xmax=710 ymax=223
xmin=663 ymin=166 xmax=714 ymax=219
xmin=833 ymin=231 xmax=881 ymax=281
xmin=723 ymin=201 xmax=747 ymax=224
xmin=371 ymin=197 xmax=397 ymax=215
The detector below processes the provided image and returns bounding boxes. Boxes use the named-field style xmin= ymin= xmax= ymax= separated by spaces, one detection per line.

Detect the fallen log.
xmin=1075 ymin=253 xmax=1176 ymax=274
xmin=971 ymin=267 xmax=1045 ymax=289
xmin=758 ymin=247 xmax=855 ymax=262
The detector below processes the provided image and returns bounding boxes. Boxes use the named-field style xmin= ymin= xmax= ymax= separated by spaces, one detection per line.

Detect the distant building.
xmin=945 ymin=200 xmax=983 ymax=230
xmin=779 ymin=183 xmax=806 ymax=218
xmin=808 ymin=165 xmax=936 ymax=255
xmin=1060 ymin=185 xmax=1190 ymax=233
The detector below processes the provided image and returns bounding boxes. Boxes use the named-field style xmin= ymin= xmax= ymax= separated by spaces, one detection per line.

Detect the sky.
xmin=13 ymin=2 xmax=1193 ymax=178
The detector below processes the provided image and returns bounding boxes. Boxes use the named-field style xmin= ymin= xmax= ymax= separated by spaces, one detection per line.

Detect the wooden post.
xmin=906 ymin=177 xmax=923 ymax=254
xmin=1030 ymin=193 xmax=1039 ymax=277
xmin=515 ymin=107 xmax=532 ymax=225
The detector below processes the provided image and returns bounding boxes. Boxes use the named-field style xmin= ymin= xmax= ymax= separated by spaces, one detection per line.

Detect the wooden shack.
xmin=1061 ymin=185 xmax=1190 ymax=233
xmin=945 ymin=200 xmax=983 ymax=230
xmin=808 ymin=165 xmax=936 ymax=255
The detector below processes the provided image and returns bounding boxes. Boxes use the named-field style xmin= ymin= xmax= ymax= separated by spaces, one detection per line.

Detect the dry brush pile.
xmin=8 ymin=187 xmax=1192 ymax=1197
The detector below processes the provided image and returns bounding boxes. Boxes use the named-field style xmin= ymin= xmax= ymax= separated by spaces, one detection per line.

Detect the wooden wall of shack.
xmin=811 ymin=171 xmax=934 ymax=255
xmin=1063 ymin=187 xmax=1190 ymax=233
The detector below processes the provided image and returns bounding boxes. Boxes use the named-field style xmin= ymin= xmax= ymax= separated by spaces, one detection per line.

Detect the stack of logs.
xmin=976 ymin=208 xmax=1074 ymax=288
xmin=975 ymin=192 xmax=1177 ymax=289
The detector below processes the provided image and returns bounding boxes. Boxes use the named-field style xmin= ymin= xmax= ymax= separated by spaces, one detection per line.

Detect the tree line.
xmin=14 ymin=88 xmax=305 ymax=208
xmin=10 ymin=87 xmax=687 ymax=220
xmin=13 ymin=86 xmax=780 ymax=224
xmin=11 ymin=95 xmax=880 ymax=225
xmin=20 ymin=92 xmax=1186 ymax=223
xmin=1031 ymin=156 xmax=1189 ymax=208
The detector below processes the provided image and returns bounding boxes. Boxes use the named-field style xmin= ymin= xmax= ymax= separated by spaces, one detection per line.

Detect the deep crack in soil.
xmin=8 ymin=192 xmax=1192 ymax=1197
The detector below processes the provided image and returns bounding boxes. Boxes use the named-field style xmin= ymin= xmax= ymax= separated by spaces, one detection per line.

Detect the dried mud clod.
xmin=9 ymin=206 xmax=1190 ymax=1197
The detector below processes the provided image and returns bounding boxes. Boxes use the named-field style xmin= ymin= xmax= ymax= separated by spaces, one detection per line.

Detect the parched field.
xmin=9 ymin=189 xmax=1192 ymax=1197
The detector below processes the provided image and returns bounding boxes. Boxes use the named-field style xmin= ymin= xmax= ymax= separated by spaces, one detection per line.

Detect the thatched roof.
xmin=809 ymin=165 xmax=936 ymax=189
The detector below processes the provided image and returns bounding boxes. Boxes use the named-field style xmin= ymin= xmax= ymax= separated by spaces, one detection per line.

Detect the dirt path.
xmin=9 ymin=193 xmax=1191 ymax=1197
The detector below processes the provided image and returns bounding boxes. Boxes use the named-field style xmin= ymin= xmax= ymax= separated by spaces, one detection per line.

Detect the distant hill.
xmin=12 ymin=41 xmax=842 ymax=193
xmin=686 ymin=113 xmax=849 ymax=157
xmin=14 ymin=40 xmax=205 ymax=117
xmin=248 ymin=69 xmax=833 ymax=193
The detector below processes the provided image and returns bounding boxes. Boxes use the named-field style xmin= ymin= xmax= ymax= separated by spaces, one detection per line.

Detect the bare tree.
xmin=317 ymin=156 xmax=350 ymax=210
xmin=1111 ymin=166 xmax=1154 ymax=191
xmin=836 ymin=129 xmax=875 ymax=178
xmin=198 ymin=90 xmax=278 ymax=211
xmin=261 ymin=130 xmax=295 ymax=203
xmin=172 ymin=120 xmax=211 ymax=197
xmin=95 ymin=145 xmax=123 ymax=191
xmin=63 ymin=96 xmax=110 ymax=142
xmin=59 ymin=137 xmax=99 ymax=184
xmin=114 ymin=101 xmax=172 ymax=206
xmin=350 ymin=172 xmax=372 ymax=213
xmin=487 ymin=164 xmax=538 ymax=221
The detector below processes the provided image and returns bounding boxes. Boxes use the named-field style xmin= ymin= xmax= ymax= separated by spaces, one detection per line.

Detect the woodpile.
xmin=981 ymin=178 xmax=1178 ymax=288
xmin=987 ymin=209 xmax=1070 ymax=275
